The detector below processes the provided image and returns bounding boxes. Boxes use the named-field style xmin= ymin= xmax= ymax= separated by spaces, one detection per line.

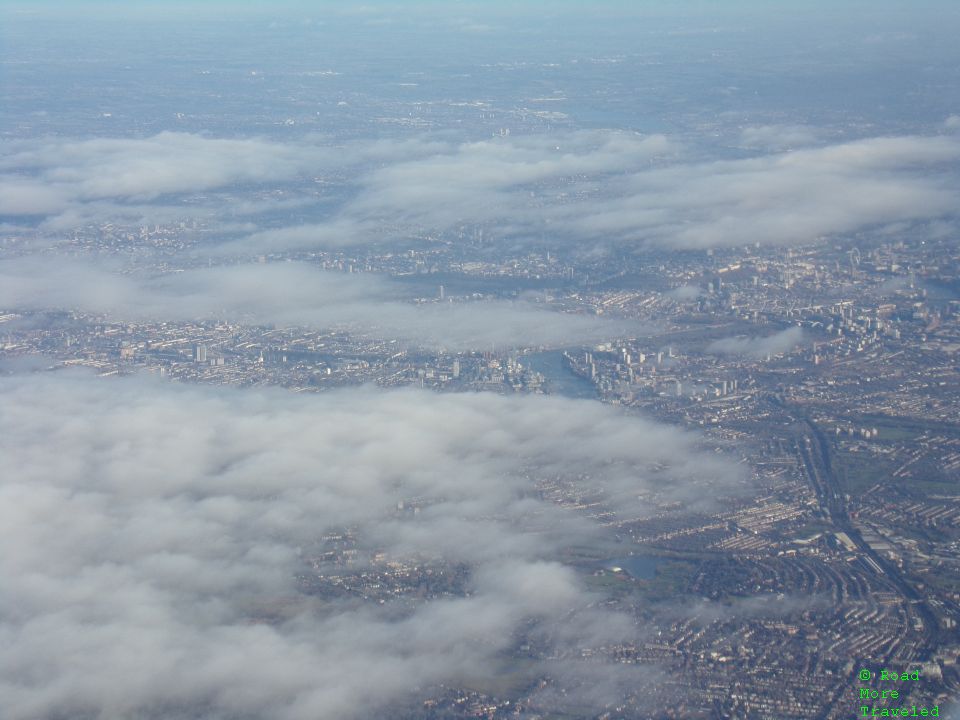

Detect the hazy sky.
xmin=4 ymin=0 xmax=959 ymax=261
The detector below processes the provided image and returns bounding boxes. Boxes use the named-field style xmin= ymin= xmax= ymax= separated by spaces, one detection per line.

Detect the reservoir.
xmin=603 ymin=554 xmax=665 ymax=580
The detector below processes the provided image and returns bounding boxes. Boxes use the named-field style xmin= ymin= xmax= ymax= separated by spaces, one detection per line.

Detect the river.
xmin=520 ymin=350 xmax=597 ymax=400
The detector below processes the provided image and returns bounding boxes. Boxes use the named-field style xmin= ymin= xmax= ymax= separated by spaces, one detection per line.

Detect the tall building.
xmin=195 ymin=344 xmax=207 ymax=363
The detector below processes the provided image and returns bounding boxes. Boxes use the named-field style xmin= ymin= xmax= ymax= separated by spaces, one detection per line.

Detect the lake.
xmin=603 ymin=554 xmax=665 ymax=580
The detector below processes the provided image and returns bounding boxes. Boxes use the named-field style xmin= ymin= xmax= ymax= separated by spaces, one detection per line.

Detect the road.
xmin=771 ymin=395 xmax=939 ymax=649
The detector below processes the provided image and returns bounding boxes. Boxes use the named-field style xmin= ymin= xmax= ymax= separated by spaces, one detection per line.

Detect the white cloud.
xmin=0 ymin=132 xmax=325 ymax=201
xmin=0 ymin=132 xmax=448 ymax=224
xmin=223 ymin=133 xmax=960 ymax=254
xmin=666 ymin=285 xmax=702 ymax=301
xmin=0 ymin=257 xmax=632 ymax=350
xmin=7 ymin=130 xmax=956 ymax=253
xmin=707 ymin=326 xmax=806 ymax=359
xmin=0 ymin=178 xmax=72 ymax=216
xmin=739 ymin=124 xmax=821 ymax=149
xmin=213 ymin=130 xmax=677 ymax=255
xmin=0 ymin=371 xmax=741 ymax=719
xmin=564 ymin=135 xmax=960 ymax=249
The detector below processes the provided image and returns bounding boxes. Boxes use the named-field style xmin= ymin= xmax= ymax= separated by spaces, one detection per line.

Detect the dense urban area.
xmin=3 ymin=221 xmax=959 ymax=718
xmin=4 ymin=4 xmax=960 ymax=718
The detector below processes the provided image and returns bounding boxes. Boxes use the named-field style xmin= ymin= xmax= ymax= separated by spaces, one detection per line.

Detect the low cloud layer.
xmin=0 ymin=371 xmax=740 ymax=719
xmin=0 ymin=132 xmax=443 ymax=231
xmin=0 ymin=132 xmax=323 ymax=203
xmin=232 ymin=132 xmax=960 ymax=254
xmin=707 ymin=326 xmax=806 ymax=359
xmin=561 ymin=135 xmax=960 ymax=249
xmin=0 ymin=257 xmax=627 ymax=350
xmin=738 ymin=124 xmax=822 ymax=150
xmin=5 ymin=130 xmax=958 ymax=252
